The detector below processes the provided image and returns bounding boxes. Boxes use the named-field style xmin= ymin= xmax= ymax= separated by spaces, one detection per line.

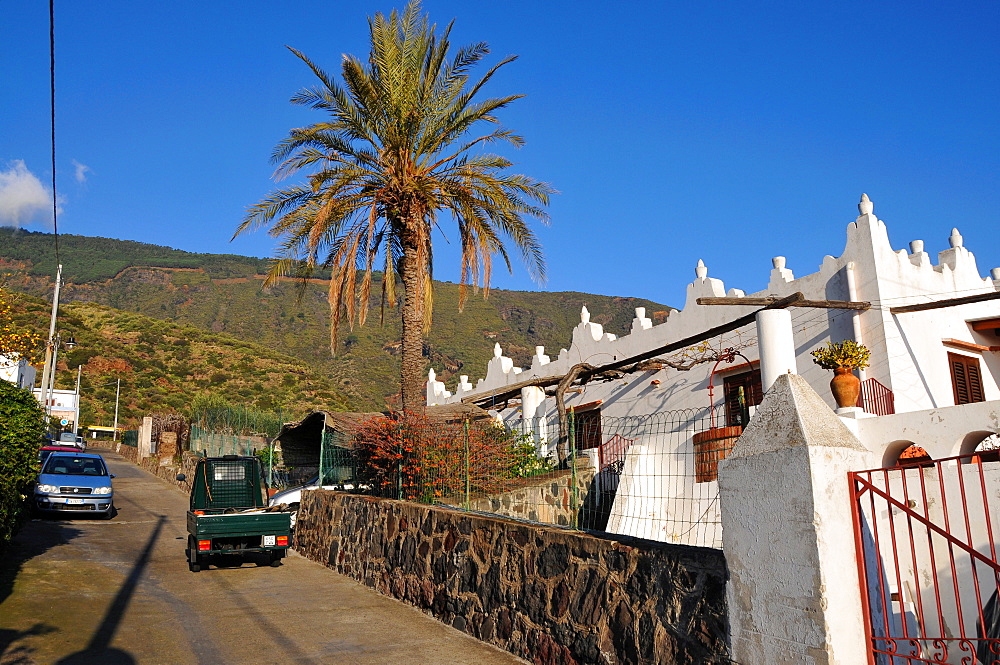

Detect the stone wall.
xmin=115 ymin=442 xmax=139 ymax=463
xmin=296 ymin=491 xmax=730 ymax=665
xmin=441 ymin=464 xmax=597 ymax=528
xmin=97 ymin=443 xmax=198 ymax=493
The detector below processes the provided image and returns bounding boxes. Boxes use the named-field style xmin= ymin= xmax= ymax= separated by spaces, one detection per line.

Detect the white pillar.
xmin=520 ymin=386 xmax=545 ymax=445
xmin=755 ymin=308 xmax=796 ymax=392
xmin=138 ymin=416 xmax=154 ymax=459
xmin=719 ymin=374 xmax=870 ymax=664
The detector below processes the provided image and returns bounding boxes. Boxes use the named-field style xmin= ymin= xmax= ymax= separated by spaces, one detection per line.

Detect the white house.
xmin=0 ymin=354 xmax=37 ymax=390
xmin=32 ymin=387 xmax=80 ymax=429
xmin=426 ymin=194 xmax=1000 ymax=665
xmin=428 ymin=194 xmax=999 ymax=461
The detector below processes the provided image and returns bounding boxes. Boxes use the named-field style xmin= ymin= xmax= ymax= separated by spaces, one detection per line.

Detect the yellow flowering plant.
xmin=810 ymin=340 xmax=871 ymax=370
xmin=0 ymin=285 xmax=43 ymax=365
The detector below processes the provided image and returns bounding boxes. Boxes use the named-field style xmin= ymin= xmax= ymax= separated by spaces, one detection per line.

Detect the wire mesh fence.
xmin=188 ymin=405 xmax=290 ymax=487
xmin=120 ymin=430 xmax=138 ymax=447
xmin=319 ymin=408 xmax=732 ymax=549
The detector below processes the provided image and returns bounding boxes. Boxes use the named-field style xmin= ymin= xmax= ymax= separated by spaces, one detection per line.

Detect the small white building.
xmin=0 ymin=354 xmax=37 ymax=390
xmin=32 ymin=388 xmax=80 ymax=429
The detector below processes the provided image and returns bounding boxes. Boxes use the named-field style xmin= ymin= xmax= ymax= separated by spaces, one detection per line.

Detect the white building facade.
xmin=0 ymin=354 xmax=37 ymax=390
xmin=427 ymin=194 xmax=1000 ymax=467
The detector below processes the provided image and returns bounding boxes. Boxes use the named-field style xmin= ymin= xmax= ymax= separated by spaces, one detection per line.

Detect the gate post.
xmin=719 ymin=373 xmax=872 ymax=664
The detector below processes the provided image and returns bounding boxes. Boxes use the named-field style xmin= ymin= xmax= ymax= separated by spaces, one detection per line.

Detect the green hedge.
xmin=0 ymin=379 xmax=45 ymax=546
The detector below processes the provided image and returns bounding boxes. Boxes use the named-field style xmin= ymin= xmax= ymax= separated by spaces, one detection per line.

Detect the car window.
xmin=43 ymin=456 xmax=107 ymax=476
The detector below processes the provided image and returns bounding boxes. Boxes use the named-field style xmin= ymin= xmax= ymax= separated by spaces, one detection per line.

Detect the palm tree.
xmin=236 ymin=1 xmax=553 ymax=412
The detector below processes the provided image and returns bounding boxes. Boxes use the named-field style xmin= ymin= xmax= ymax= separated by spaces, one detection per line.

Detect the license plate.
xmin=67 ymin=498 xmax=84 ymax=505
xmin=263 ymin=535 xmax=275 ymax=546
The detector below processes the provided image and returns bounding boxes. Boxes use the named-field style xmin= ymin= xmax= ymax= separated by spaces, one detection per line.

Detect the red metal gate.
xmin=851 ymin=454 xmax=1000 ymax=664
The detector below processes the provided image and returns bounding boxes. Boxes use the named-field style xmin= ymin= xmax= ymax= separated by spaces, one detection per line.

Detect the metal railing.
xmin=858 ymin=377 xmax=895 ymax=416
xmin=851 ymin=453 xmax=1000 ymax=664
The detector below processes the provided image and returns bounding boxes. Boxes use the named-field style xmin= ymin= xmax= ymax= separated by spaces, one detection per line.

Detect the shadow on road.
xmin=0 ymin=623 xmax=58 ymax=665
xmin=0 ymin=515 xmax=83 ymax=606
xmin=54 ymin=515 xmax=166 ymax=665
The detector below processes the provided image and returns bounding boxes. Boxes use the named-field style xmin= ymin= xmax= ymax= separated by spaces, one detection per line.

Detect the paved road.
xmin=0 ymin=449 xmax=527 ymax=665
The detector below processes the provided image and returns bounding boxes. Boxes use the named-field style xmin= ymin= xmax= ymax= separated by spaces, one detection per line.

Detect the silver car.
xmin=34 ymin=452 xmax=115 ymax=518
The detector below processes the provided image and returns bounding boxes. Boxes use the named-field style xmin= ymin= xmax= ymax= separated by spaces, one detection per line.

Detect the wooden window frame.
xmin=948 ymin=352 xmax=985 ymax=405
xmin=722 ymin=369 xmax=764 ymax=428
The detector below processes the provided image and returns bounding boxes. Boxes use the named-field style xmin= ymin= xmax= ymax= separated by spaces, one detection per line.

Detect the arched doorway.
xmin=895 ymin=444 xmax=934 ymax=468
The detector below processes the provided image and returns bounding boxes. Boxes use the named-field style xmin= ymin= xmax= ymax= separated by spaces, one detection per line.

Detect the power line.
xmin=49 ymin=0 xmax=60 ymax=265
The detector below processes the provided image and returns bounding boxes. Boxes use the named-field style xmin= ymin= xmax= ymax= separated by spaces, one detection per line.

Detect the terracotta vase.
xmin=692 ymin=426 xmax=743 ymax=483
xmin=830 ymin=367 xmax=861 ymax=408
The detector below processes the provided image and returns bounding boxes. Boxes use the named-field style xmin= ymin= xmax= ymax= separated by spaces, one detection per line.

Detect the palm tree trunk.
xmin=398 ymin=235 xmax=426 ymax=413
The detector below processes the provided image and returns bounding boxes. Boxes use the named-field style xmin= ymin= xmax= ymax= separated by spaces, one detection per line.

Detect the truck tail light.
xmin=194 ymin=510 xmax=205 ymax=515
xmin=198 ymin=540 xmax=211 ymax=551
xmin=276 ymin=536 xmax=288 ymax=546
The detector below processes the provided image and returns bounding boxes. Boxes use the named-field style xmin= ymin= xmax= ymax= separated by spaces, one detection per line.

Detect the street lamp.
xmin=40 ymin=330 xmax=77 ymax=424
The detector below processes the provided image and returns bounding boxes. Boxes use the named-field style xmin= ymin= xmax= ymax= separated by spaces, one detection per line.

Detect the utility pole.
xmin=113 ymin=378 xmax=121 ymax=441
xmin=38 ymin=263 xmax=63 ymax=420
xmin=72 ymin=364 xmax=82 ymax=435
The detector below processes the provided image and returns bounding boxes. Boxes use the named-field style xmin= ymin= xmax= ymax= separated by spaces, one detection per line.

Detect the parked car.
xmin=38 ymin=445 xmax=84 ymax=468
xmin=57 ymin=432 xmax=86 ymax=450
xmin=268 ymin=476 xmax=362 ymax=528
xmin=34 ymin=452 xmax=115 ymax=518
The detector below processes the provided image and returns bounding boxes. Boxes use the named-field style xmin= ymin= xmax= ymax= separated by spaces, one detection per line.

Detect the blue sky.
xmin=2 ymin=1 xmax=998 ymax=307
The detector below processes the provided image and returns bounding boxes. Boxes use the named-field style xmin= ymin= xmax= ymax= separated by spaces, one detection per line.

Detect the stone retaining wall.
xmin=296 ymin=491 xmax=730 ymax=665
xmin=443 ymin=464 xmax=597 ymax=528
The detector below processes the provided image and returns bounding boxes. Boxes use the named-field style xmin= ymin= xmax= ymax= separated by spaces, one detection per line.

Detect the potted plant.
xmin=810 ymin=340 xmax=871 ymax=408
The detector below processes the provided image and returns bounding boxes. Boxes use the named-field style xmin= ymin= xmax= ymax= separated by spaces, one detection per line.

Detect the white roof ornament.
xmin=772 ymin=256 xmax=786 ymax=269
xmin=909 ymin=240 xmax=924 ymax=254
xmin=428 ymin=368 xmax=437 ymax=381
xmin=493 ymin=342 xmax=502 ymax=358
xmin=581 ymin=306 xmax=591 ymax=324
xmin=949 ymin=228 xmax=963 ymax=248
xmin=695 ymin=259 xmax=708 ymax=279
xmin=859 ymin=193 xmax=874 ymax=216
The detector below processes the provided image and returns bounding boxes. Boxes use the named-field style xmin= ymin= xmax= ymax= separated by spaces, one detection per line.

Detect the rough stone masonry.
xmin=295 ymin=491 xmax=731 ymax=665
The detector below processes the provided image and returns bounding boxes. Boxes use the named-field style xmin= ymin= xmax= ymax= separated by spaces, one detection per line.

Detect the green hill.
xmin=1 ymin=229 xmax=674 ymax=411
xmin=6 ymin=292 xmax=350 ymax=429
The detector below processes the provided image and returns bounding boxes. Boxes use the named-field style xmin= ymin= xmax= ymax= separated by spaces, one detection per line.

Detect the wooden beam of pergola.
xmin=462 ymin=292 xmax=805 ymax=406
xmin=697 ymin=296 xmax=871 ymax=311
xmin=889 ymin=290 xmax=1000 ymax=314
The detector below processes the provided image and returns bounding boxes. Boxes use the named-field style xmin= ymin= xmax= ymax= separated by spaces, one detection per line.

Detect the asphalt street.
xmin=0 ymin=448 xmax=527 ymax=665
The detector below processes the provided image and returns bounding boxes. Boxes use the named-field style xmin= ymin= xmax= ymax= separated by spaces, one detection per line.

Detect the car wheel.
xmin=269 ymin=551 xmax=282 ymax=567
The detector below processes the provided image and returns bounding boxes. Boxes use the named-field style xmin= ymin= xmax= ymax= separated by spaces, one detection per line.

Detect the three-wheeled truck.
xmin=178 ymin=455 xmax=291 ymax=572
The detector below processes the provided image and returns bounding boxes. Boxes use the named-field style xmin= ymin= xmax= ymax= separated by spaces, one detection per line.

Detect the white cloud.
xmin=0 ymin=160 xmax=60 ymax=228
xmin=72 ymin=159 xmax=91 ymax=183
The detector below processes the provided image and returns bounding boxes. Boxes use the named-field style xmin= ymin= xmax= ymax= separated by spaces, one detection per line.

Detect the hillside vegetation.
xmin=7 ymin=292 xmax=349 ymax=428
xmin=2 ymin=229 xmax=673 ymax=410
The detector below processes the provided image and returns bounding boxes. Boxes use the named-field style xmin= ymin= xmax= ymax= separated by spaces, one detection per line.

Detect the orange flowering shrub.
xmin=352 ymin=412 xmax=545 ymax=502
xmin=0 ymin=286 xmax=42 ymax=365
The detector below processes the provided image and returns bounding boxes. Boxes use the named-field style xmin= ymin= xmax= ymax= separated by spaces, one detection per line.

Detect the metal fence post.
xmin=569 ymin=408 xmax=578 ymax=530
xmin=318 ymin=431 xmax=325 ymax=486
xmin=397 ymin=419 xmax=403 ymax=501
xmin=464 ymin=419 xmax=471 ymax=508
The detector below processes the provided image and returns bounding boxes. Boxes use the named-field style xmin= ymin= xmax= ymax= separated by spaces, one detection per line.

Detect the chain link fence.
xmin=320 ymin=408 xmax=734 ymax=549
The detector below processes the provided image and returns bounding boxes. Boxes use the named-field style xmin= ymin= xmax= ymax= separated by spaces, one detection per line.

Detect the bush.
xmin=0 ymin=379 xmax=46 ymax=546
xmin=352 ymin=412 xmax=551 ymax=502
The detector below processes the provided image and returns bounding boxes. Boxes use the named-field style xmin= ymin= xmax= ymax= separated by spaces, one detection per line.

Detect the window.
xmin=723 ymin=370 xmax=764 ymax=427
xmin=573 ymin=408 xmax=602 ymax=451
xmin=948 ymin=352 xmax=985 ymax=405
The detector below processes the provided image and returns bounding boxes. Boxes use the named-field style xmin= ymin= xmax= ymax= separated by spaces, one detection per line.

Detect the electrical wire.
xmin=49 ymin=0 xmax=60 ymax=265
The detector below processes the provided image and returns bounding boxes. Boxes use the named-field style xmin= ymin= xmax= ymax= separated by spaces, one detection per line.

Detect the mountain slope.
xmin=6 ymin=292 xmax=350 ymax=428
xmin=1 ymin=229 xmax=674 ymax=410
